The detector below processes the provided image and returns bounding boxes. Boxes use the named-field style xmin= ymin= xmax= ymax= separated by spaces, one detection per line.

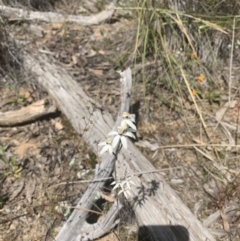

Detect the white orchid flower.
xmin=111 ymin=177 xmax=135 ymax=199
xmin=108 ymin=126 xmax=135 ymax=149
xmin=122 ymin=112 xmax=135 ymax=122
xmin=117 ymin=70 xmax=126 ymax=82
xmin=121 ymin=112 xmax=136 ymax=131
xmin=98 ymin=138 xmax=113 ymax=155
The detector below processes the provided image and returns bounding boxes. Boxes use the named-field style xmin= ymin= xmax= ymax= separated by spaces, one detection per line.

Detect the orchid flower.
xmin=121 ymin=112 xmax=136 ymax=131
xmin=108 ymin=126 xmax=135 ymax=149
xmin=111 ymin=177 xmax=135 ymax=199
xmin=98 ymin=138 xmax=113 ymax=155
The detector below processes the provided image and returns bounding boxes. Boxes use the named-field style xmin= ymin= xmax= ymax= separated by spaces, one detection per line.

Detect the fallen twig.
xmin=0 ymin=98 xmax=57 ymax=126
xmin=0 ymin=4 xmax=114 ymax=25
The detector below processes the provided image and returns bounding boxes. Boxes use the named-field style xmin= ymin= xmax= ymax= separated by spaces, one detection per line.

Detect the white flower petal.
xmin=69 ymin=157 xmax=75 ymax=166
xmin=124 ymin=190 xmax=130 ymax=199
xmin=126 ymin=119 xmax=136 ymax=131
xmin=113 ymin=183 xmax=120 ymax=190
xmin=121 ymin=136 xmax=128 ymax=149
xmin=108 ymin=145 xmax=113 ymax=155
xmin=129 ymin=114 xmax=135 ymax=122
xmin=108 ymin=131 xmax=118 ymax=136
xmin=120 ymin=119 xmax=127 ymax=130
xmin=130 ymin=180 xmax=136 ymax=186
xmin=99 ymin=145 xmax=109 ymax=155
xmin=111 ymin=181 xmax=116 ymax=186
xmin=120 ymin=181 xmax=125 ymax=189
xmin=98 ymin=141 xmax=107 ymax=146
xmin=124 ymin=131 xmax=136 ymax=139
xmin=118 ymin=189 xmax=124 ymax=195
xmin=112 ymin=135 xmax=120 ymax=148
xmin=126 ymin=181 xmax=131 ymax=189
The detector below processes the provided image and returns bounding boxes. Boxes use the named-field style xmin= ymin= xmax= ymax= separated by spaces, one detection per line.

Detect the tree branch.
xmin=0 ymin=98 xmax=57 ymax=126
xmin=0 ymin=3 xmax=114 ymax=25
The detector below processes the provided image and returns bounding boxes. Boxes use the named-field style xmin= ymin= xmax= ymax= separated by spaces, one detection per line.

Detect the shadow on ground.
xmin=138 ymin=225 xmax=189 ymax=241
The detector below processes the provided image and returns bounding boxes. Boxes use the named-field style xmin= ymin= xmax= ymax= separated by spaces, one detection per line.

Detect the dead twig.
xmin=0 ymin=98 xmax=57 ymax=126
xmin=0 ymin=4 xmax=114 ymax=25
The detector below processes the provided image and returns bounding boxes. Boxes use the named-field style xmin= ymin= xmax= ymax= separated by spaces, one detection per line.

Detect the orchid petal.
xmin=108 ymin=145 xmax=113 ymax=155
xmin=108 ymin=131 xmax=118 ymax=136
xmin=112 ymin=135 xmax=120 ymax=148
xmin=120 ymin=120 xmax=127 ymax=130
xmin=124 ymin=132 xmax=136 ymax=139
xmin=99 ymin=145 xmax=109 ymax=155
xmin=121 ymin=136 xmax=128 ymax=149
xmin=124 ymin=190 xmax=130 ymax=199
xmin=126 ymin=181 xmax=131 ymax=189
xmin=113 ymin=183 xmax=120 ymax=190
xmin=118 ymin=189 xmax=124 ymax=195
xmin=98 ymin=141 xmax=107 ymax=146
xmin=129 ymin=114 xmax=136 ymax=122
xmin=130 ymin=180 xmax=136 ymax=186
xmin=120 ymin=181 xmax=125 ymax=189
xmin=126 ymin=119 xmax=136 ymax=130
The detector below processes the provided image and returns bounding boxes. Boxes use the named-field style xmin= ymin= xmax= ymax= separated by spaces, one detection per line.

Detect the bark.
xmin=21 ymin=50 xmax=216 ymax=241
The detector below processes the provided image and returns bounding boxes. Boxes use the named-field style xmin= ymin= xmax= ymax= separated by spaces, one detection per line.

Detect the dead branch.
xmin=0 ymin=4 xmax=114 ymax=25
xmin=0 ymin=98 xmax=57 ymax=126
xmin=75 ymin=201 xmax=123 ymax=241
xmin=21 ymin=49 xmax=216 ymax=241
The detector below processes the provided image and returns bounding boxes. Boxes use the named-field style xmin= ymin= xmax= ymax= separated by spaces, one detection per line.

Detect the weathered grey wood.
xmin=23 ymin=54 xmax=131 ymax=241
xmin=22 ymin=51 xmax=216 ymax=241
xmin=0 ymin=98 xmax=57 ymax=126
xmin=70 ymin=69 xmax=133 ymax=240
xmin=75 ymin=201 xmax=123 ymax=241
xmin=0 ymin=4 xmax=114 ymax=25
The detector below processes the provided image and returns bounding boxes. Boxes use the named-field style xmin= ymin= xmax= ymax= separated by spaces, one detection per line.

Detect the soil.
xmin=0 ymin=1 xmax=240 ymax=241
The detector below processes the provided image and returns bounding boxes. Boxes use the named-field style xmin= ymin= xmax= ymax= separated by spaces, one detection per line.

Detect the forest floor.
xmin=0 ymin=1 xmax=240 ymax=240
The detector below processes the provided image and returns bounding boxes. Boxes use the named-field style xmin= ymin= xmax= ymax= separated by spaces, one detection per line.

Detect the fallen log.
xmin=0 ymin=3 xmax=114 ymax=25
xmin=22 ymin=50 xmax=216 ymax=241
xmin=0 ymin=98 xmax=57 ymax=126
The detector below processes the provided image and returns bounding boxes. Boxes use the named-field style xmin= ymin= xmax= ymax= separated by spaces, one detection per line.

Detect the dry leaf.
xmin=55 ymin=122 xmax=64 ymax=130
xmin=59 ymin=28 xmax=66 ymax=37
xmin=25 ymin=177 xmax=36 ymax=204
xmin=92 ymin=69 xmax=103 ymax=76
xmin=215 ymin=100 xmax=237 ymax=122
xmin=221 ymin=208 xmax=230 ymax=232
xmin=191 ymin=51 xmax=197 ymax=59
xmin=51 ymin=23 xmax=63 ymax=30
xmin=26 ymin=97 xmax=33 ymax=103
xmin=99 ymin=50 xmax=105 ymax=55
xmin=24 ymin=91 xmax=31 ymax=99
xmin=42 ymin=32 xmax=52 ymax=44
xmin=15 ymin=142 xmax=36 ymax=158
xmin=203 ymin=210 xmax=221 ymax=227
xmin=100 ymin=191 xmax=115 ymax=203
xmin=9 ymin=179 xmax=25 ymax=201
xmin=19 ymin=89 xmax=33 ymax=103
xmin=72 ymin=55 xmax=78 ymax=65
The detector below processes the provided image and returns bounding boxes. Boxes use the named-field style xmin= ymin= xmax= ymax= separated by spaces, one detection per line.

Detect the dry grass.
xmin=112 ymin=0 xmax=240 ymax=239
